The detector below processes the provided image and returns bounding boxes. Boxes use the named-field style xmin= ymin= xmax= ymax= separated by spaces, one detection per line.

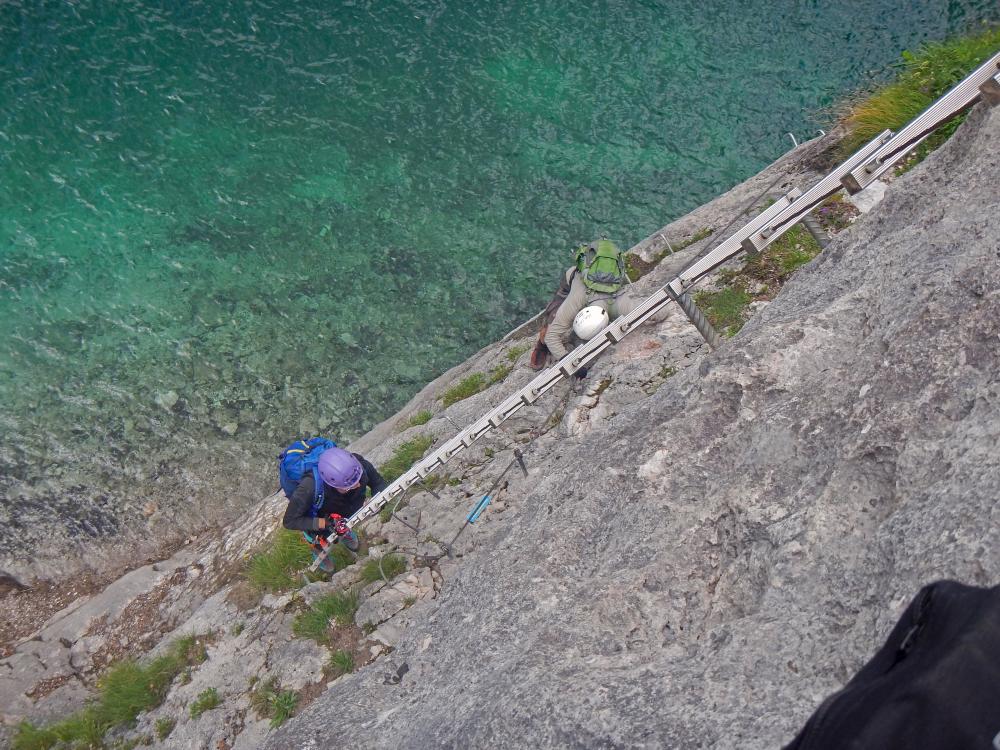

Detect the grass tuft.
xmin=839 ymin=26 xmax=1000 ymax=158
xmin=292 ymin=590 xmax=360 ymax=643
xmin=405 ymin=409 xmax=433 ymax=427
xmin=13 ymin=636 xmax=212 ymax=750
xmin=379 ymin=435 xmax=434 ymax=482
xmin=441 ymin=364 xmax=512 ymax=407
xmin=189 ymin=687 xmax=222 ymax=719
xmin=695 ymin=287 xmax=753 ymax=337
xmin=359 ymin=554 xmax=407 ymax=584
xmin=249 ymin=677 xmax=300 ymax=729
xmin=328 ymin=650 xmax=355 ymax=677
xmin=506 ymin=343 xmax=530 ymax=362
xmin=247 ymin=529 xmax=314 ymax=592
xmin=155 ymin=717 xmax=176 ymax=741
xmin=269 ymin=690 xmax=299 ymax=729
xmin=441 ymin=372 xmax=487 ymax=406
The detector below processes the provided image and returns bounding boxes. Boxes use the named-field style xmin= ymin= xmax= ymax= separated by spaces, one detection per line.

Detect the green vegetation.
xmin=13 ymin=635 xmax=210 ymax=750
xmin=506 ymin=343 xmax=530 ymax=362
xmin=814 ymin=193 xmax=858 ymax=233
xmin=839 ymin=26 xmax=1000 ymax=157
xmin=154 ymin=717 xmax=176 ymax=741
xmin=441 ymin=364 xmax=512 ymax=406
xmin=269 ymin=690 xmax=299 ymax=729
xmin=189 ymin=688 xmax=222 ymax=719
xmin=742 ymin=224 xmax=822 ymax=283
xmin=625 ymin=227 xmax=714 ymax=281
xmin=328 ymin=650 xmax=355 ymax=677
xmin=292 ymin=590 xmax=360 ymax=643
xmin=247 ymin=529 xmax=314 ymax=592
xmin=405 ymin=409 xmax=433 ymax=427
xmin=695 ymin=286 xmax=753 ymax=337
xmin=229 ymin=622 xmax=245 ymax=636
xmin=359 ymin=554 xmax=407 ymax=584
xmin=697 ymin=222 xmax=824 ymax=337
xmin=379 ymin=496 xmax=405 ymax=524
xmin=249 ymin=677 xmax=299 ymax=728
xmin=488 ymin=363 xmax=513 ymax=384
xmin=441 ymin=372 xmax=486 ymax=406
xmin=379 ymin=435 xmax=434 ymax=482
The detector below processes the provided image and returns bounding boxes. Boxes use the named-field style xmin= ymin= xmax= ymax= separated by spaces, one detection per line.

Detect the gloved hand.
xmin=327 ymin=513 xmax=349 ymax=537
xmin=573 ymin=367 xmax=588 ymax=379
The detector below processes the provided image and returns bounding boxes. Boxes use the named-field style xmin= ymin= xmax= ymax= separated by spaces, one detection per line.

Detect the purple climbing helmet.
xmin=318 ymin=447 xmax=364 ymax=490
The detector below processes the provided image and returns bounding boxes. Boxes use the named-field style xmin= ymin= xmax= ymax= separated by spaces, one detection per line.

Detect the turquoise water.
xmin=1 ymin=1 xmax=995 ymax=560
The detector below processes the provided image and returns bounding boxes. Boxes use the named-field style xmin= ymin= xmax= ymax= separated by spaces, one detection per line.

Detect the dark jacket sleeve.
xmin=359 ymin=455 xmax=388 ymax=495
xmin=282 ymin=473 xmax=322 ymax=532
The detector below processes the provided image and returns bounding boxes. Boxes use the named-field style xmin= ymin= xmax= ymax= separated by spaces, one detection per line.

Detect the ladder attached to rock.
xmin=321 ymin=51 xmax=1000 ymax=563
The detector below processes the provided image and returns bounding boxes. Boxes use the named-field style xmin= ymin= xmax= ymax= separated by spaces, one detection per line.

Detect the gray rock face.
xmin=266 ymin=105 xmax=1000 ymax=749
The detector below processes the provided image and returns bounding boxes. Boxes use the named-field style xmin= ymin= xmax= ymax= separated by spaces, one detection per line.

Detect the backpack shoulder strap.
xmin=310 ymin=467 xmax=324 ymax=512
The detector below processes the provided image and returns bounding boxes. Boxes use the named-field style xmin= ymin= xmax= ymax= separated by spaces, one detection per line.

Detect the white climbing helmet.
xmin=572 ymin=305 xmax=609 ymax=340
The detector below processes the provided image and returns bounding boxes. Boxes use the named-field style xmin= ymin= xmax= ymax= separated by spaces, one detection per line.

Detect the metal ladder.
xmin=340 ymin=51 xmax=1000 ymax=538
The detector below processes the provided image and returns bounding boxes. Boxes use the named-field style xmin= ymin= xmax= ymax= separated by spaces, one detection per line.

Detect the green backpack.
xmin=575 ymin=239 xmax=626 ymax=294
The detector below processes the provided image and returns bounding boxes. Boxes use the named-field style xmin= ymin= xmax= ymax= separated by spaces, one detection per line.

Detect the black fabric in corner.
xmin=784 ymin=580 xmax=1000 ymax=750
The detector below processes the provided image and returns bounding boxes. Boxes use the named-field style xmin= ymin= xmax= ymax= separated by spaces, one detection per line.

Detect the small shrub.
xmin=155 ymin=717 xmax=176 ymax=741
xmin=405 ymin=409 xmax=433 ymax=427
xmin=379 ymin=435 xmax=434 ymax=482
xmin=230 ymin=622 xmax=245 ymax=636
xmin=189 ymin=688 xmax=222 ymax=719
xmin=328 ymin=650 xmax=354 ymax=677
xmin=247 ymin=529 xmax=314 ymax=592
xmin=359 ymin=554 xmax=407 ymax=584
xmin=292 ymin=590 xmax=360 ymax=643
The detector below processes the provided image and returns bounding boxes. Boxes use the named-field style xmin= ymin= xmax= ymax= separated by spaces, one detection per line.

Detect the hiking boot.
xmin=341 ymin=530 xmax=360 ymax=552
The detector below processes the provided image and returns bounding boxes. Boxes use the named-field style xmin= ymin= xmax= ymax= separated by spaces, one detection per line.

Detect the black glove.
xmin=573 ymin=367 xmax=588 ymax=379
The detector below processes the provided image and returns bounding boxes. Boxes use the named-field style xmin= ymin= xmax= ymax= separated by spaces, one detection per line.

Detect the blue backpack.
xmin=278 ymin=437 xmax=336 ymax=515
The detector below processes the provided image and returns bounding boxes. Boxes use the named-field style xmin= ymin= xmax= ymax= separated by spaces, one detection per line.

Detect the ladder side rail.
xmin=343 ymin=54 xmax=1000 ymax=534
xmin=843 ymin=51 xmax=1000 ymax=192
xmin=673 ymin=190 xmax=801 ymax=289
xmin=743 ymin=129 xmax=893 ymax=253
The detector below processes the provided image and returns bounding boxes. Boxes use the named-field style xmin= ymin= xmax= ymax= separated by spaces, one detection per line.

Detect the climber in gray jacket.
xmin=543 ymin=239 xmax=644 ymax=363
